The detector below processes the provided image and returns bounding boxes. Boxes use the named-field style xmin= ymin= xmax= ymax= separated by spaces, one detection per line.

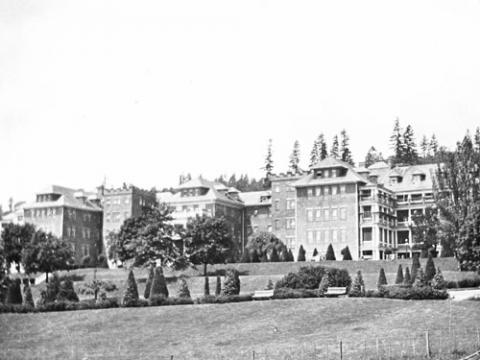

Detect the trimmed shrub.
xmin=425 ymin=253 xmax=436 ymax=283
xmin=395 ymin=265 xmax=404 ymax=285
xmin=122 ymin=270 xmax=139 ymax=306
xmin=81 ymin=256 xmax=91 ymax=267
xmin=403 ymin=266 xmax=412 ymax=285
xmin=144 ymin=266 xmax=154 ymax=299
xmin=270 ymin=247 xmax=279 ymax=262
xmin=149 ymin=267 xmax=169 ymax=298
xmin=349 ymin=270 xmax=365 ymax=297
xmin=287 ymin=249 xmax=295 ymax=262
xmin=377 ymin=268 xmax=387 ymax=290
xmin=150 ymin=295 xmax=194 ymax=306
xmin=265 ymin=279 xmax=274 ymax=290
xmin=223 ymin=268 xmax=240 ymax=296
xmin=45 ymin=273 xmax=61 ymax=303
xmin=273 ymin=288 xmax=320 ymax=299
xmin=411 ymin=254 xmax=421 ymax=282
xmin=341 ymin=246 xmax=352 ymax=261
xmin=23 ymin=284 xmax=34 ymax=308
xmin=196 ymin=294 xmax=252 ymax=304
xmin=177 ymin=279 xmax=191 ymax=299
xmin=297 ymin=245 xmax=306 ymax=262
xmin=431 ymin=268 xmax=447 ymax=290
xmin=325 ymin=244 xmax=336 ymax=261
xmin=6 ymin=279 xmax=22 ymax=305
xmin=275 ymin=266 xmax=351 ymax=291
xmin=204 ymin=276 xmax=210 ymax=296
xmin=384 ymin=286 xmax=448 ymax=300
xmin=215 ymin=276 xmax=221 ymax=296
xmin=318 ymin=271 xmax=331 ymax=295
xmin=413 ymin=268 xmax=427 ymax=288
xmin=313 ymin=248 xmax=318 ymax=257
xmin=57 ymin=278 xmax=79 ymax=302
xmin=97 ymin=255 xmax=108 ymax=268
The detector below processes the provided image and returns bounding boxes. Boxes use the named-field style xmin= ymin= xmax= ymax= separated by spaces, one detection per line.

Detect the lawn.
xmin=1 ymin=298 xmax=479 ymax=359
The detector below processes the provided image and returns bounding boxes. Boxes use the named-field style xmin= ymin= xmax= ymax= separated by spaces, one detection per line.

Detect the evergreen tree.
xmin=57 ymin=278 xmax=79 ymax=302
xmin=349 ymin=270 xmax=365 ymax=297
xmin=144 ymin=265 xmax=154 ymax=299
xmin=402 ymin=125 xmax=418 ymax=164
xmin=215 ymin=275 xmax=222 ymax=296
xmin=395 ymin=264 xmax=404 ymax=284
xmin=341 ymin=246 xmax=352 ymax=260
xmin=309 ymin=137 xmax=320 ymax=168
xmin=475 ymin=128 xmax=480 ymax=153
xmin=287 ymin=249 xmax=295 ymax=262
xmin=289 ymin=140 xmax=301 ymax=173
xmin=265 ymin=279 xmax=274 ymax=290
xmin=269 ymin=247 xmax=279 ymax=262
xmin=413 ymin=268 xmax=427 ymax=287
xmin=431 ymin=267 xmax=447 ymax=290
xmin=430 ymin=134 xmax=439 ymax=156
xmin=122 ymin=270 xmax=139 ymax=306
xmin=377 ymin=268 xmax=387 ymax=290
xmin=222 ymin=268 xmax=240 ymax=295
xmin=411 ymin=254 xmax=421 ymax=282
xmin=424 ymin=253 xmax=436 ymax=283
xmin=420 ymin=135 xmax=429 ymax=158
xmin=23 ymin=283 xmax=34 ymax=308
xmin=364 ymin=146 xmax=384 ymax=168
xmin=177 ymin=278 xmax=191 ymax=299
xmin=319 ymin=271 xmax=334 ymax=294
xmin=403 ymin=266 xmax=412 ymax=285
xmin=262 ymin=139 xmax=274 ymax=188
xmin=297 ymin=245 xmax=306 ymax=261
xmin=6 ymin=278 xmax=22 ymax=305
xmin=312 ymin=248 xmax=318 ymax=257
xmin=319 ymin=134 xmax=328 ymax=160
xmin=325 ymin=244 xmax=336 ymax=260
xmin=340 ymin=129 xmax=354 ymax=165
xmin=330 ymin=135 xmax=339 ymax=159
xmin=149 ymin=267 xmax=169 ymax=298
xmin=390 ymin=118 xmax=403 ymax=164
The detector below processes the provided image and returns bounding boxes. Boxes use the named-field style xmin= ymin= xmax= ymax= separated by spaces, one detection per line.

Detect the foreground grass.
xmin=1 ymin=298 xmax=479 ymax=359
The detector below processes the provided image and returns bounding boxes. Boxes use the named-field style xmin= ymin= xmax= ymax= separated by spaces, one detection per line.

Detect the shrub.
xmin=425 ymin=253 xmax=436 ymax=283
xmin=403 ymin=266 xmax=412 ymax=285
xmin=144 ymin=266 xmax=154 ymax=299
xmin=45 ymin=273 xmax=61 ymax=303
xmin=445 ymin=276 xmax=480 ymax=289
xmin=411 ymin=254 xmax=421 ymax=281
xmin=273 ymin=288 xmax=320 ymax=299
xmin=349 ymin=271 xmax=365 ymax=297
xmin=97 ymin=255 xmax=108 ymax=268
xmin=287 ymin=249 xmax=294 ymax=262
xmin=215 ymin=276 xmax=221 ymax=296
xmin=297 ymin=245 xmax=306 ymax=262
xmin=275 ymin=266 xmax=351 ymax=291
xmin=81 ymin=256 xmax=91 ymax=267
xmin=265 ymin=279 xmax=274 ymax=290
xmin=149 ymin=267 xmax=169 ymax=298
xmin=377 ymin=268 xmax=387 ymax=290
xmin=413 ymin=268 xmax=427 ymax=288
xmin=341 ymin=246 xmax=352 ymax=261
xmin=150 ymin=295 xmax=194 ymax=306
xmin=431 ymin=268 xmax=447 ymax=290
xmin=384 ymin=286 xmax=448 ymax=300
xmin=121 ymin=298 xmax=149 ymax=308
xmin=270 ymin=247 xmax=279 ymax=262
xmin=23 ymin=284 xmax=34 ymax=308
xmin=223 ymin=268 xmax=240 ymax=295
xmin=312 ymin=248 xmax=318 ymax=257
xmin=6 ymin=278 xmax=22 ymax=305
xmin=122 ymin=270 xmax=139 ymax=306
xmin=57 ymin=278 xmax=79 ymax=302
xmin=325 ymin=244 xmax=336 ymax=260
xmin=318 ymin=271 xmax=331 ymax=295
xmin=196 ymin=294 xmax=252 ymax=304
xmin=395 ymin=265 xmax=404 ymax=284
xmin=177 ymin=279 xmax=191 ymax=299
xmin=250 ymin=251 xmax=260 ymax=263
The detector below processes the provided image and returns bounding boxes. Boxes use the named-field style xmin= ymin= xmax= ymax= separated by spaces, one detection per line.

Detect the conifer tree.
xmin=177 ymin=278 xmax=191 ymax=299
xmin=215 ymin=275 xmax=222 ymax=296
xmin=364 ymin=146 xmax=384 ymax=168
xmin=310 ymin=137 xmax=320 ymax=168
xmin=390 ymin=118 xmax=403 ymax=164
xmin=377 ymin=268 xmax=387 ymax=290
xmin=23 ymin=283 xmax=34 ymax=308
xmin=413 ymin=268 xmax=426 ymax=287
xmin=431 ymin=268 xmax=446 ymax=290
xmin=341 ymin=246 xmax=352 ymax=260
xmin=411 ymin=254 xmax=421 ymax=282
xmin=297 ymin=245 xmax=306 ymax=262
xmin=122 ymin=270 xmax=139 ymax=306
xmin=340 ymin=129 xmax=354 ymax=165
xmin=349 ymin=270 xmax=365 ymax=297
xmin=430 ymin=134 xmax=439 ymax=156
xmin=402 ymin=125 xmax=418 ymax=164
xmin=420 ymin=135 xmax=429 ymax=158
xmin=395 ymin=264 xmax=404 ymax=284
xmin=325 ymin=244 xmax=336 ymax=260
xmin=222 ymin=268 xmax=240 ymax=295
xmin=475 ymin=128 xmax=480 ymax=153
xmin=289 ymin=140 xmax=301 ymax=173
xmin=269 ymin=247 xmax=279 ymax=262
xmin=330 ymin=135 xmax=339 ymax=158
xmin=403 ymin=266 xmax=412 ymax=285
xmin=149 ymin=267 xmax=169 ymax=298
xmin=287 ymin=249 xmax=295 ymax=262
xmin=424 ymin=253 xmax=436 ymax=283
xmin=144 ymin=265 xmax=154 ymax=299
xmin=6 ymin=278 xmax=22 ymax=305
xmin=262 ymin=139 xmax=274 ymax=188
xmin=319 ymin=134 xmax=328 ymax=160
xmin=318 ymin=270 xmax=331 ymax=294
xmin=312 ymin=248 xmax=318 ymax=257
xmin=265 ymin=279 xmax=274 ymax=290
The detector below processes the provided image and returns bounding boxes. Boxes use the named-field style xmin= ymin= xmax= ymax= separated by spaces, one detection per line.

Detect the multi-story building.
xmin=239 ymin=190 xmax=272 ymax=240
xmin=22 ymin=185 xmax=103 ymax=263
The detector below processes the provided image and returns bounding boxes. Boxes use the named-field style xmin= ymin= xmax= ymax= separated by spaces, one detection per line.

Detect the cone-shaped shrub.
xmin=57 ymin=278 xmax=79 ymax=302
xmin=411 ymin=254 xmax=421 ymax=282
xmin=149 ymin=267 xmax=169 ymax=298
xmin=223 ymin=268 xmax=240 ymax=295
xmin=45 ymin=273 xmax=61 ymax=303
xmin=349 ymin=270 xmax=365 ymax=297
xmin=318 ymin=271 xmax=331 ymax=294
xmin=177 ymin=278 xmax=191 ymax=299
xmin=425 ymin=253 xmax=436 ymax=283
xmin=270 ymin=247 xmax=279 ymax=262
xmin=403 ymin=266 xmax=412 ymax=285
xmin=395 ymin=265 xmax=404 ymax=284
xmin=122 ymin=270 xmax=139 ymax=306
xmin=23 ymin=283 xmax=34 ymax=308
xmin=204 ymin=276 xmax=210 ymax=295
xmin=431 ymin=267 xmax=447 ymax=290
xmin=325 ymin=244 xmax=336 ymax=260
xmin=279 ymin=249 xmax=288 ymax=262
xmin=287 ymin=249 xmax=295 ymax=262
xmin=265 ymin=279 xmax=274 ymax=290
xmin=413 ymin=268 xmax=427 ymax=288
xmin=215 ymin=275 xmax=222 ymax=296
xmin=144 ymin=266 xmax=155 ymax=299
xmin=313 ymin=248 xmax=318 ymax=257
xmin=297 ymin=245 xmax=306 ymax=262
xmin=6 ymin=278 xmax=22 ymax=304
xmin=377 ymin=268 xmax=387 ymax=290
xmin=341 ymin=246 xmax=352 ymax=261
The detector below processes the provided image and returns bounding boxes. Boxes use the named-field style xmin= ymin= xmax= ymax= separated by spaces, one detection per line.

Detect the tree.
xmin=6 ymin=278 xmax=22 ymax=304
xmin=177 ymin=278 xmax=191 ymax=299
xmin=403 ymin=266 xmax=412 ymax=285
xmin=364 ymin=146 xmax=384 ymax=168
xmin=289 ymin=140 xmax=301 ymax=173
xmin=424 ymin=253 xmax=436 ymax=283
xmin=269 ymin=247 xmax=279 ymax=262
xmin=310 ymin=137 xmax=320 ymax=168
xmin=420 ymin=135 xmax=429 ymax=158
xmin=246 ymin=232 xmax=288 ymax=263
xmin=297 ymin=245 xmax=306 ymax=262
xmin=402 ymin=125 xmax=418 ymax=164
xmin=23 ymin=283 xmax=34 ymax=308
xmin=215 ymin=275 xmax=222 ymax=296
xmin=431 ymin=267 xmax=447 ymax=290
xmin=475 ymin=128 xmax=480 ymax=152
xmin=349 ymin=271 xmax=365 ymax=297
xmin=287 ymin=249 xmax=294 ymax=262
xmin=319 ymin=134 xmax=328 ymax=160
xmin=413 ymin=268 xmax=426 ymax=287
xmin=312 ymin=248 xmax=318 ymax=257
xmin=108 ymin=205 xmax=185 ymax=269
xmin=318 ymin=270 xmax=333 ymax=294
xmin=340 ymin=129 xmax=354 ymax=165
xmin=330 ymin=135 xmax=339 ymax=159
xmin=395 ymin=264 xmax=404 ymax=284
xmin=390 ymin=118 xmax=403 ymax=164
xmin=57 ymin=278 xmax=79 ymax=302
xmin=1 ymin=223 xmax=35 ymax=272
xmin=377 ymin=268 xmax=387 ymax=290
xmin=325 ymin=244 xmax=336 ymax=260
xmin=262 ymin=139 xmax=274 ymax=188
xmin=410 ymin=207 xmax=440 ymax=257
xmin=183 ymin=215 xmax=233 ymax=296
xmin=341 ymin=246 xmax=352 ymax=260
xmin=411 ymin=254 xmax=421 ymax=282
xmin=222 ymin=268 xmax=240 ymax=295
xmin=22 ymin=230 xmax=74 ymax=282
xmin=149 ymin=266 xmax=169 ymax=298
xmin=144 ymin=265 xmax=154 ymax=299
xmin=122 ymin=270 xmax=139 ymax=306
xmin=430 ymin=134 xmax=439 ymax=156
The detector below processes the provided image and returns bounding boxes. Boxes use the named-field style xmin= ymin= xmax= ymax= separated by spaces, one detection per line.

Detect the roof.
xmin=157 ymin=191 xmax=175 ymax=204
xmin=310 ymin=157 xmax=351 ymax=170
xmin=238 ymin=191 xmax=272 ymax=207
xmin=24 ymin=185 xmax=102 ymax=212
xmin=176 ymin=178 xmax=211 ymax=190
xmin=367 ymin=164 xmax=438 ymax=192
xmin=368 ymin=161 xmax=390 ymax=169
xmin=355 ymin=167 xmax=370 ymax=173
xmin=228 ymin=187 xmax=240 ymax=193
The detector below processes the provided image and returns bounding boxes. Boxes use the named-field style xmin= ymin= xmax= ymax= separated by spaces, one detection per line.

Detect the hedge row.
xmin=364 ymin=286 xmax=449 ymax=300
xmin=446 ymin=277 xmax=480 ymax=289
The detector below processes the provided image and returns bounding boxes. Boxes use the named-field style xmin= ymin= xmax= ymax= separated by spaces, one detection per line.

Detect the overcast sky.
xmin=1 ymin=0 xmax=480 ymax=208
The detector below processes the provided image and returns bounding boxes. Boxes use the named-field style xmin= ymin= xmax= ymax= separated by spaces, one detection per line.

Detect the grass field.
xmin=1 ymin=298 xmax=479 ymax=360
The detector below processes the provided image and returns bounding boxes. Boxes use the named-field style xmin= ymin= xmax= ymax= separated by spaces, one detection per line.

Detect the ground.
xmin=1 ymin=298 xmax=479 ymax=359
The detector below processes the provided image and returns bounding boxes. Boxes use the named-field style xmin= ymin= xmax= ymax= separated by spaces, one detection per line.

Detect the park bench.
xmin=325 ymin=287 xmax=347 ymax=297
xmin=252 ymin=289 xmax=274 ymax=300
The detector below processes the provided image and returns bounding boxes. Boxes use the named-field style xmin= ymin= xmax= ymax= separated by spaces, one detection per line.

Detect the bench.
xmin=252 ymin=289 xmax=274 ymax=300
xmin=325 ymin=287 xmax=347 ymax=296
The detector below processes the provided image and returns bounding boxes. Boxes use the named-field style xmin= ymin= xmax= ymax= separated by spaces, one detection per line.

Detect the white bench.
xmin=252 ymin=289 xmax=274 ymax=300
xmin=325 ymin=287 xmax=347 ymax=296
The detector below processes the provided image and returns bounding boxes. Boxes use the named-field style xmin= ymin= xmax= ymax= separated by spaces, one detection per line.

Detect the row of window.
xmin=27 ymin=208 xmax=59 ymax=218
xmin=66 ymin=226 xmax=99 ymax=240
xmin=306 ymin=207 xmax=347 ymax=222
xmin=105 ymin=212 xmax=128 ymax=223
xmin=273 ymin=184 xmax=295 ymax=193
xmin=304 ymin=185 xmax=347 ymax=197
xmin=104 ymin=197 xmax=130 ymax=206
xmin=306 ymin=228 xmax=348 ymax=245
xmin=274 ymin=218 xmax=295 ymax=230
xmin=71 ymin=243 xmax=90 ymax=257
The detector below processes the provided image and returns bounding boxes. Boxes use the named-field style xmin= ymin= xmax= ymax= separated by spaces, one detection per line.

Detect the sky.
xmin=1 ymin=0 xmax=480 ymax=208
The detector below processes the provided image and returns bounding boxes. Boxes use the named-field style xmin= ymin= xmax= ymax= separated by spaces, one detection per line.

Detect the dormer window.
xmin=314 ymin=169 xmax=323 ymax=178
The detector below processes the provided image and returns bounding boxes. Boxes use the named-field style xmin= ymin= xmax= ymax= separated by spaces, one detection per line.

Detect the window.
xmin=315 ymin=209 xmax=322 ymax=221
xmin=267 ymin=225 xmax=272 ymax=233
xmin=315 ymin=230 xmax=322 ymax=243
xmin=324 ymin=209 xmax=329 ymax=221
xmin=274 ymin=185 xmax=280 ymax=193
xmin=340 ymin=185 xmax=346 ymax=194
xmin=332 ymin=186 xmax=338 ymax=195
xmin=275 ymin=220 xmax=281 ymax=230
xmin=286 ymin=199 xmax=295 ymax=210
xmin=341 ymin=229 xmax=347 ymax=242
xmin=362 ymin=228 xmax=372 ymax=241
xmin=274 ymin=200 xmax=280 ymax=211
xmin=286 ymin=218 xmax=295 ymax=229
xmin=307 ymin=231 xmax=314 ymax=244
xmin=307 ymin=209 xmax=314 ymax=222
xmin=332 ymin=229 xmax=338 ymax=242
xmin=67 ymin=227 xmax=71 ymax=237
xmin=287 ymin=185 xmax=295 ymax=192
xmin=307 ymin=188 xmax=314 ymax=197
xmin=324 ymin=229 xmax=330 ymax=242
xmin=315 ymin=187 xmax=322 ymax=197
xmin=324 ymin=186 xmax=330 ymax=195
xmin=340 ymin=208 xmax=347 ymax=220
xmin=71 ymin=227 xmax=76 ymax=237
xmin=331 ymin=208 xmax=338 ymax=220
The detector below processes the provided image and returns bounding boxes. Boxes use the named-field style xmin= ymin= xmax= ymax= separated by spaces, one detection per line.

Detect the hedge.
xmin=273 ymin=288 xmax=322 ymax=299
xmin=362 ymin=285 xmax=449 ymax=300
xmin=195 ymin=294 xmax=253 ymax=304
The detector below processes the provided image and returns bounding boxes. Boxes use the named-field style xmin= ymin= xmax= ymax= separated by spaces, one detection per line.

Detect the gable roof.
xmin=24 ymin=185 xmax=102 ymax=212
xmin=368 ymin=164 xmax=438 ymax=192
xmin=310 ymin=157 xmax=351 ymax=170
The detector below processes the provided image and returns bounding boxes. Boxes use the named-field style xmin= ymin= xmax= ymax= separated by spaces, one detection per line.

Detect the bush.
xmin=144 ymin=266 xmax=154 ymax=299
xmin=425 ymin=253 xmax=436 ymax=283
xmin=150 ymin=295 xmax=194 ymax=306
xmin=215 ymin=276 xmax=221 ymax=296
xmin=273 ymin=288 xmax=321 ymax=299
xmin=6 ymin=278 xmax=22 ymax=305
xmin=177 ymin=279 xmax=191 ymax=299
xmin=349 ymin=271 xmax=365 ymax=297
xmin=149 ymin=267 xmax=169 ymax=298
xmin=446 ymin=276 xmax=480 ymax=289
xmin=341 ymin=246 xmax=352 ymax=261
xmin=223 ymin=268 xmax=240 ymax=296
xmin=122 ymin=270 xmax=139 ymax=306
xmin=403 ymin=266 xmax=412 ymax=285
xmin=57 ymin=278 xmax=79 ymax=302
xmin=275 ymin=266 xmax=351 ymax=291
xmin=265 ymin=279 xmax=274 ymax=290
xmin=81 ymin=256 xmax=91 ymax=267
xmin=297 ymin=245 xmax=306 ymax=262
xmin=240 ymin=252 xmax=250 ymax=263
xmin=312 ymin=248 xmax=318 ymax=257
xmin=413 ymin=268 xmax=427 ymax=288
xmin=195 ymin=294 xmax=253 ymax=304
xmin=97 ymin=255 xmax=108 ymax=268
xmin=318 ymin=271 xmax=331 ymax=295
xmin=377 ymin=268 xmax=387 ymax=290
xmin=23 ymin=284 xmax=34 ymax=308
xmin=325 ymin=244 xmax=336 ymax=261
xmin=395 ymin=265 xmax=404 ymax=285
xmin=385 ymin=286 xmax=448 ymax=300
xmin=431 ymin=268 xmax=447 ymax=290
xmin=287 ymin=249 xmax=294 ymax=262
xmin=411 ymin=254 xmax=421 ymax=281
xmin=45 ymin=273 xmax=61 ymax=303
xmin=270 ymin=247 xmax=279 ymax=262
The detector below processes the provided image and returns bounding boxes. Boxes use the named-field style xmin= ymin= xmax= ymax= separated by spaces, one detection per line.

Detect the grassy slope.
xmin=1 ymin=298 xmax=479 ymax=359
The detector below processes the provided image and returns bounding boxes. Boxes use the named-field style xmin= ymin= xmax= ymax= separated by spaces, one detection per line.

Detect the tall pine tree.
xmin=262 ymin=139 xmax=274 ymax=188
xmin=420 ymin=135 xmax=429 ymax=159
xmin=340 ymin=129 xmax=354 ymax=165
xmin=289 ymin=140 xmax=301 ymax=173
xmin=390 ymin=118 xmax=403 ymax=164
xmin=364 ymin=146 xmax=384 ymax=168
xmin=402 ymin=125 xmax=418 ymax=165
xmin=330 ymin=135 xmax=339 ymax=159
xmin=430 ymin=134 xmax=439 ymax=156
xmin=309 ymin=137 xmax=320 ymax=168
